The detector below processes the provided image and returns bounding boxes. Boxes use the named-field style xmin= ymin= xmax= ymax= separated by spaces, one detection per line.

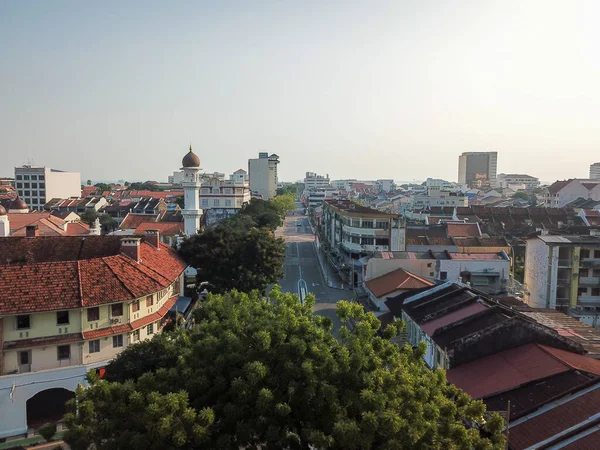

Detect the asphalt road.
xmin=276 ymin=203 xmax=352 ymax=331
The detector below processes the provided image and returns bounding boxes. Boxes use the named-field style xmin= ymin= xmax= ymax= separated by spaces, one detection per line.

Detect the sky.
xmin=1 ymin=1 xmax=599 ymax=184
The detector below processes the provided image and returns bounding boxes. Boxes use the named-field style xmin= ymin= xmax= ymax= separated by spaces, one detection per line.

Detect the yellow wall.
xmin=3 ymin=310 xmax=82 ymax=342
xmin=4 ymin=343 xmax=83 ymax=374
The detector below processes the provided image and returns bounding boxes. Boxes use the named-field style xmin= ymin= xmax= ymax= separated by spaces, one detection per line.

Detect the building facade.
xmin=524 ymin=234 xmax=600 ymax=326
xmin=409 ymin=185 xmax=468 ymax=209
xmin=494 ymin=173 xmax=540 ymax=190
xmin=590 ymin=163 xmax=600 ymax=180
xmin=543 ymin=179 xmax=600 ymax=208
xmin=248 ymin=152 xmax=279 ymax=200
xmin=321 ymin=200 xmax=403 ymax=287
xmin=303 ymin=172 xmax=330 ymax=190
xmin=457 ymin=152 xmax=498 ymax=187
xmin=14 ymin=166 xmax=81 ymax=211
xmin=0 ymin=232 xmax=187 ymax=439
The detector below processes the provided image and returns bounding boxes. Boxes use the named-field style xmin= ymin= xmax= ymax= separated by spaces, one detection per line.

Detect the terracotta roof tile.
xmin=120 ymin=213 xmax=159 ymax=229
xmin=134 ymin=222 xmax=184 ymax=236
xmin=447 ymin=223 xmax=481 ymax=238
xmin=0 ymin=237 xmax=186 ymax=315
xmin=365 ymin=268 xmax=433 ymax=298
xmin=82 ymin=323 xmax=131 ymax=340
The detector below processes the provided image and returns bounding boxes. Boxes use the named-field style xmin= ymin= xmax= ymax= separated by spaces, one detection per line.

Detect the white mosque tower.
xmin=181 ymin=144 xmax=203 ymax=236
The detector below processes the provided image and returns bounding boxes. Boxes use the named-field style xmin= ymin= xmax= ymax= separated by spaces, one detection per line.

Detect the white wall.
xmin=45 ymin=169 xmax=81 ymax=200
xmin=524 ymin=238 xmax=552 ymax=308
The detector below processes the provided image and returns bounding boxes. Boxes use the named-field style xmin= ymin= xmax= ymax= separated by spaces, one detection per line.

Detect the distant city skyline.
xmin=2 ymin=1 xmax=600 ymax=183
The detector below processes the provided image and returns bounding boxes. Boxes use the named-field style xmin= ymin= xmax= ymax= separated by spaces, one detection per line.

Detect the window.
xmin=19 ymin=351 xmax=29 ymax=365
xmin=362 ymin=220 xmax=373 ymax=228
xmin=594 ymin=269 xmax=600 ymax=277
xmin=132 ymin=300 xmax=140 ymax=312
xmin=224 ymin=188 xmax=232 ymax=194
xmin=57 ymin=311 xmax=69 ymax=325
xmin=88 ymin=340 xmax=100 ymax=353
xmin=113 ymin=334 xmax=123 ymax=348
xmin=57 ymin=345 xmax=70 ymax=360
xmin=593 ymin=288 xmax=600 ymax=296
xmin=16 ymin=174 xmax=22 ymax=180
xmin=111 ymin=303 xmax=123 ymax=316
xmin=132 ymin=329 xmax=140 ymax=342
xmin=24 ymin=190 xmax=30 ymax=196
xmin=39 ymin=175 xmax=44 ymax=180
xmin=580 ymin=268 xmax=590 ymax=277
xmin=225 ymin=199 xmax=232 ymax=207
xmin=31 ymin=183 xmax=37 ymax=189
xmin=23 ymin=175 xmax=30 ymax=180
xmin=201 ymin=188 xmax=210 ymax=194
xmin=362 ymin=237 xmax=374 ymax=245
xmin=578 ymin=287 xmax=588 ymax=296
xmin=16 ymin=315 xmax=30 ymax=329
xmin=24 ymin=182 xmax=31 ymax=188
xmin=16 ymin=182 xmax=22 ymax=189
xmin=146 ymin=295 xmax=154 ymax=307
xmin=212 ymin=188 xmax=220 ymax=194
xmin=147 ymin=323 xmax=154 ymax=335
xmin=31 ymin=175 xmax=37 ymax=180
xmin=581 ymin=249 xmax=591 ymax=258
xmin=87 ymin=307 xmax=100 ymax=321
xmin=440 ymin=271 xmax=448 ymax=280
xmin=39 ymin=183 xmax=45 ymax=188
xmin=214 ymin=199 xmax=220 ymax=206
xmin=201 ymin=199 xmax=209 ymax=207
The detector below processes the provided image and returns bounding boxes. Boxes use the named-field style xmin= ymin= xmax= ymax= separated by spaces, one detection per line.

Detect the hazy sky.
xmin=1 ymin=1 xmax=599 ymax=183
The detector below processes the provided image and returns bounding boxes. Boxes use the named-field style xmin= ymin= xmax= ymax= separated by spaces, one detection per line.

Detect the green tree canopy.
xmin=178 ymin=218 xmax=285 ymax=294
xmin=269 ymin=193 xmax=295 ymax=216
xmin=94 ymin=182 xmax=111 ymax=193
xmin=79 ymin=209 xmax=99 ymax=225
xmin=64 ymin=289 xmax=505 ymax=450
xmin=99 ymin=213 xmax=119 ymax=234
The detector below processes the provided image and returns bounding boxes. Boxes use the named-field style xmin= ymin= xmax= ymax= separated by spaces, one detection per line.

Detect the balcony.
xmin=578 ymin=296 xmax=600 ymax=305
xmin=342 ymin=224 xmax=389 ymax=237
xmin=578 ymin=277 xmax=600 ymax=286
xmin=580 ymin=259 xmax=600 ymax=268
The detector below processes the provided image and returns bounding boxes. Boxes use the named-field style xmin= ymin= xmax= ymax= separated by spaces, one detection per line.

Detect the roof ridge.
xmin=136 ymin=242 xmax=173 ymax=284
xmin=536 ymin=344 xmax=578 ymax=371
xmin=76 ymin=260 xmax=84 ymax=307
xmin=102 ymin=256 xmax=138 ymax=300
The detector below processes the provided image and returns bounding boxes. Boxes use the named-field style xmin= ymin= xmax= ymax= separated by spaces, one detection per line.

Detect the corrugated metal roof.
xmin=447 ymin=344 xmax=574 ymax=399
xmin=421 ymin=302 xmax=488 ymax=335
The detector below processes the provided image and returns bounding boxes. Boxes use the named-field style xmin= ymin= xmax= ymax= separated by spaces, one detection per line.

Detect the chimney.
xmin=120 ymin=237 xmax=141 ymax=262
xmin=144 ymin=229 xmax=160 ymax=248
xmin=26 ymin=225 xmax=39 ymax=238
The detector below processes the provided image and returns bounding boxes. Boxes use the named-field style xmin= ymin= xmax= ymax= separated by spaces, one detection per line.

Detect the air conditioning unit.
xmin=109 ymin=318 xmax=120 ymax=324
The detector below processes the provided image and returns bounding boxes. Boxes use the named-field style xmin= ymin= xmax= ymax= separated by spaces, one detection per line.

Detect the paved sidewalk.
xmin=314 ymin=241 xmax=347 ymax=290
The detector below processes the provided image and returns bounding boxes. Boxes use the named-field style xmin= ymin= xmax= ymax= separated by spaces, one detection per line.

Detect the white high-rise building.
xmin=14 ymin=166 xmax=81 ymax=210
xmin=590 ymin=163 xmax=600 ymax=181
xmin=303 ymin=172 xmax=331 ymax=190
xmin=457 ymin=152 xmax=498 ymax=187
xmin=248 ymin=152 xmax=279 ymax=200
xmin=180 ymin=145 xmax=203 ymax=236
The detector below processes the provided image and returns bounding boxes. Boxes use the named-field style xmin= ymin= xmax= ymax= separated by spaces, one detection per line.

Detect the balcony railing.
xmin=578 ymin=277 xmax=600 ymax=286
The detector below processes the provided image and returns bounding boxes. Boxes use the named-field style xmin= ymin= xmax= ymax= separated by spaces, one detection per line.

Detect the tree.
xmin=128 ymin=181 xmax=163 ymax=192
xmin=99 ymin=213 xmax=119 ymax=234
xmin=94 ymin=182 xmax=111 ymax=193
xmin=175 ymin=195 xmax=185 ymax=209
xmin=269 ymin=194 xmax=295 ymax=216
xmin=86 ymin=179 xmax=92 ymax=186
xmin=80 ymin=209 xmax=99 ymax=225
xmin=64 ymin=289 xmax=505 ymax=450
xmin=178 ymin=218 xmax=285 ymax=294
xmin=38 ymin=423 xmax=56 ymax=442
xmin=239 ymin=198 xmax=283 ymax=231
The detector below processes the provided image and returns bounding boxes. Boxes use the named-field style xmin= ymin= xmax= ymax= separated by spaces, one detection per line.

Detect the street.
xmin=275 ymin=202 xmax=352 ymax=331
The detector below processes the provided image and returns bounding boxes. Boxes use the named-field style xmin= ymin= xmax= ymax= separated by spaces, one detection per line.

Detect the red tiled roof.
xmin=8 ymin=212 xmax=90 ymax=237
xmin=582 ymin=182 xmax=600 ymax=190
xmin=584 ymin=210 xmax=600 ymax=217
xmin=3 ymin=333 xmax=83 ymax=350
xmin=447 ymin=223 xmax=481 ymax=238
xmin=509 ymin=383 xmax=600 ymax=450
xmin=134 ymin=222 xmax=184 ymax=236
xmin=365 ymin=268 xmax=433 ymax=298
xmin=82 ymin=323 xmax=131 ymax=340
xmin=120 ymin=213 xmax=159 ymax=229
xmin=0 ymin=238 xmax=186 ymax=315
xmin=447 ymin=343 xmax=600 ymax=400
xmin=547 ymin=180 xmax=572 ymax=194
xmin=421 ymin=302 xmax=488 ymax=335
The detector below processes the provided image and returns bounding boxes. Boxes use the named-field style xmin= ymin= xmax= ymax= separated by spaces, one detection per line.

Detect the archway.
xmin=26 ymin=388 xmax=75 ymax=429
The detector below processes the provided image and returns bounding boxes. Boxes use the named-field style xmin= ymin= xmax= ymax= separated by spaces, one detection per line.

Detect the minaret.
xmin=181 ymin=144 xmax=203 ymax=236
xmin=0 ymin=205 xmax=9 ymax=237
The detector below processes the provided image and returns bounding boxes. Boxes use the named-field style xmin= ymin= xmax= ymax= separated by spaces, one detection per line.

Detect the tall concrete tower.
xmin=181 ymin=145 xmax=203 ymax=236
